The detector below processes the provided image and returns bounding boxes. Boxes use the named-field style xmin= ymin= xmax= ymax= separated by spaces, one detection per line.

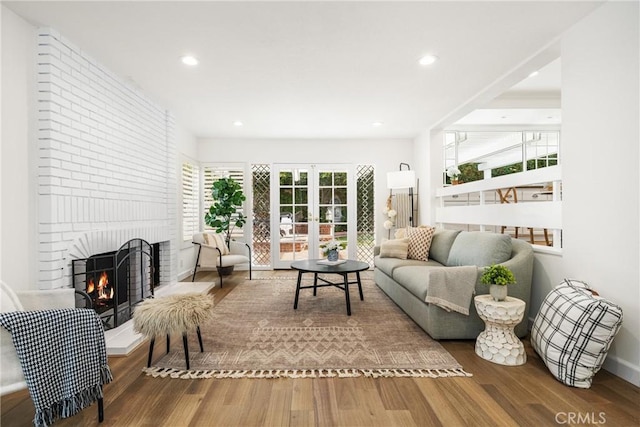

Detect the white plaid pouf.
xmin=530 ymin=279 xmax=623 ymax=388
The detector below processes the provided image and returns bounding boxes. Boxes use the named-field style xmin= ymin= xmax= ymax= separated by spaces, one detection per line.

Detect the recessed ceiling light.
xmin=372 ymin=121 xmax=383 ymax=127
xmin=233 ymin=120 xmax=243 ymax=127
xmin=528 ymin=70 xmax=539 ymax=78
xmin=180 ymin=55 xmax=199 ymax=66
xmin=418 ymin=54 xmax=438 ymax=66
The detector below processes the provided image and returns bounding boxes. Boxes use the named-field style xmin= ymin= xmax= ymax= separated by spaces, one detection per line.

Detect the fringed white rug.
xmin=144 ymin=273 xmax=471 ymax=379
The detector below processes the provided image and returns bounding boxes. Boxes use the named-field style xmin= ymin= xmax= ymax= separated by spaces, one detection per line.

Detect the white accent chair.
xmin=0 ymin=280 xmax=104 ymax=422
xmin=191 ymin=232 xmax=252 ymax=287
xmin=0 ymin=281 xmax=76 ymax=395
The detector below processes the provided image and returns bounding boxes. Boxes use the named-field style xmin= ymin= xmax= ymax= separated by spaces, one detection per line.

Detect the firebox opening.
xmin=72 ymin=238 xmax=156 ymax=329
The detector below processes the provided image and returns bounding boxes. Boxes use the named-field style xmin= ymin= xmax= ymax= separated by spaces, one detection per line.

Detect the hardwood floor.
xmin=2 ymin=271 xmax=638 ymax=426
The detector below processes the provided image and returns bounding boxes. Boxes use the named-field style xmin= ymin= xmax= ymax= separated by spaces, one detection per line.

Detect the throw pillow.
xmin=204 ymin=233 xmax=229 ymax=255
xmin=394 ymin=228 xmax=407 ymax=239
xmin=379 ymin=238 xmax=409 ymax=259
xmin=406 ymin=226 xmax=435 ymax=261
xmin=531 ymin=279 xmax=623 ymax=388
xmin=446 ymin=232 xmax=512 ymax=267
xmin=429 ymin=229 xmax=462 ymax=265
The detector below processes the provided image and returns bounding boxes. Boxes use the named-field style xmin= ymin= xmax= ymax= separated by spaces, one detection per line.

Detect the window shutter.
xmin=181 ymin=162 xmax=200 ymax=242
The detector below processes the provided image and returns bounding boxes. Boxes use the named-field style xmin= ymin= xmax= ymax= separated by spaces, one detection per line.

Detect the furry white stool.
xmin=133 ymin=293 xmax=214 ymax=369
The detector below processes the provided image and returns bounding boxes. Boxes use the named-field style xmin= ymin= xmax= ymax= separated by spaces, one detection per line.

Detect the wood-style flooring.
xmin=1 ymin=271 xmax=638 ymax=427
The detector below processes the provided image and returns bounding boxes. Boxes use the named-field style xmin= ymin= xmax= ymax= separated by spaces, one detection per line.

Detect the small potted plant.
xmin=446 ymin=166 xmax=461 ymax=185
xmin=320 ymin=240 xmax=346 ymax=261
xmin=480 ymin=264 xmax=516 ymax=301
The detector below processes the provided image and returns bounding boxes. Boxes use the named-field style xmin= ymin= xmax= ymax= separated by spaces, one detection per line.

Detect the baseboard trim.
xmin=526 ymin=316 xmax=639 ymax=386
xmin=177 ymin=270 xmax=193 ymax=281
xmin=601 ymin=354 xmax=640 ymax=387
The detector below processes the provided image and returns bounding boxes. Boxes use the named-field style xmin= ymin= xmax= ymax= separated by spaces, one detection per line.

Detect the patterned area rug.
xmin=144 ymin=272 xmax=471 ymax=379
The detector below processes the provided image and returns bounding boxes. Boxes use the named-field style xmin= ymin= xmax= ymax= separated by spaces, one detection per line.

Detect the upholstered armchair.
xmin=0 ymin=281 xmax=106 ymax=424
xmin=0 ymin=281 xmax=78 ymax=395
xmin=191 ymin=232 xmax=252 ymax=287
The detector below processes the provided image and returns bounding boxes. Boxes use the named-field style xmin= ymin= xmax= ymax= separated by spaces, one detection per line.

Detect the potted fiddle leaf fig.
xmin=204 ymin=177 xmax=247 ymax=248
xmin=480 ymin=264 xmax=516 ymax=301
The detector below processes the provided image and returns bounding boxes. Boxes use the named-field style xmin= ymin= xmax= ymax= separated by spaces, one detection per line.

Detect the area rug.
xmin=143 ymin=272 xmax=471 ymax=379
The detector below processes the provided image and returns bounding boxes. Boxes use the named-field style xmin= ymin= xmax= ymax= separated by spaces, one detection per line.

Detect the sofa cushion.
xmin=374 ymin=256 xmax=433 ymax=278
xmin=407 ymin=226 xmax=435 ymax=261
xmin=392 ymin=264 xmax=445 ymax=301
xmin=429 ymin=229 xmax=462 ymax=265
xmin=379 ymin=238 xmax=409 ymax=259
xmin=447 ymin=232 xmax=512 ymax=267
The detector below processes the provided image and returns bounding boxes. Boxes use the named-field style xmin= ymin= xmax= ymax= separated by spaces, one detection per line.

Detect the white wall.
xmin=1 ymin=7 xmax=37 ymax=289
xmin=177 ymin=137 xmax=412 ymax=277
xmin=420 ymin=2 xmax=639 ymax=386
xmin=176 ymin=122 xmax=198 ymax=160
xmin=36 ymin=29 xmax=178 ymax=289
xmin=560 ymin=1 xmax=639 ymax=386
xmin=175 ymin=123 xmax=198 ymax=279
xmin=198 ymin=137 xmax=413 ymax=244
xmin=1 ymin=11 xmax=192 ymax=291
xmin=413 ymin=130 xmax=432 ymax=225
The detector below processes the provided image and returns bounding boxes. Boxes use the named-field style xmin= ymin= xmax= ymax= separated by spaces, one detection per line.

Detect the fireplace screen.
xmin=72 ymin=238 xmax=156 ymax=329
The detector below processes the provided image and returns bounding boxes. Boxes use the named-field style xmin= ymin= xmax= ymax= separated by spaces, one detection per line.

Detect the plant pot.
xmin=452 ymin=179 xmax=460 ymax=185
xmin=327 ymin=250 xmax=339 ymax=262
xmin=490 ymin=284 xmax=508 ymax=302
xmin=217 ymin=265 xmax=235 ymax=276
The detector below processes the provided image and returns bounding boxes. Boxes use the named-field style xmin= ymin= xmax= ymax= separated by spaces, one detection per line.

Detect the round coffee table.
xmin=291 ymin=259 xmax=369 ymax=316
xmin=474 ymin=295 xmax=526 ymax=366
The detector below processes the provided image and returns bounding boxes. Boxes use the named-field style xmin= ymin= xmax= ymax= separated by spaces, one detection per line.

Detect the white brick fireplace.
xmin=36 ymin=28 xmax=178 ymax=290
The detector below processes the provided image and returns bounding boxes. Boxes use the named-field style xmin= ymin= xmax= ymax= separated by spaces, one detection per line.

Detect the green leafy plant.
xmin=480 ymin=264 xmax=516 ymax=286
xmin=204 ymin=177 xmax=247 ymax=245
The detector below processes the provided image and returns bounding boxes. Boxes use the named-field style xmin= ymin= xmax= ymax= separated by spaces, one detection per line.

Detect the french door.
xmin=272 ymin=164 xmax=355 ymax=269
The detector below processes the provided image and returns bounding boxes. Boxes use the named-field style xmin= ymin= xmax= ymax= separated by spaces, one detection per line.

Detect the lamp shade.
xmin=387 ymin=170 xmax=416 ymax=189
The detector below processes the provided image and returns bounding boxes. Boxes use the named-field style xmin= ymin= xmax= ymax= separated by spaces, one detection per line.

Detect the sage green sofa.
xmin=374 ymin=230 xmax=534 ymax=340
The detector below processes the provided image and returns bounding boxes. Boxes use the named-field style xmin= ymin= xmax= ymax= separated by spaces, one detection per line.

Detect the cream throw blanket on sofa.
xmin=424 ymin=266 xmax=478 ymax=315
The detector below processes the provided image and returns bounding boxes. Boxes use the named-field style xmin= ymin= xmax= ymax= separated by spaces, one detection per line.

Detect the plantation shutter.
xmin=181 ymin=161 xmax=200 ymax=242
xmin=203 ymin=166 xmax=246 ymax=240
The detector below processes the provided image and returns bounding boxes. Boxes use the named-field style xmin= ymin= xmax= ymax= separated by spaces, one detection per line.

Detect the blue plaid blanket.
xmin=0 ymin=308 xmax=113 ymax=427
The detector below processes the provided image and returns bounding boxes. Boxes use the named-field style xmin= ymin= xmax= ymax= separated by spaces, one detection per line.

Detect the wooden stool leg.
xmin=98 ymin=397 xmax=104 ymax=422
xmin=182 ymin=333 xmax=190 ymax=370
xmin=197 ymin=326 xmax=204 ymax=352
xmin=147 ymin=337 xmax=155 ymax=368
xmin=166 ymin=335 xmax=170 ymax=354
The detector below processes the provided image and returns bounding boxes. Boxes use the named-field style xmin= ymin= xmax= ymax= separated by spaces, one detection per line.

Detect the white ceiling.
xmin=455 ymin=58 xmax=562 ymax=126
xmin=5 ymin=1 xmax=601 ymax=139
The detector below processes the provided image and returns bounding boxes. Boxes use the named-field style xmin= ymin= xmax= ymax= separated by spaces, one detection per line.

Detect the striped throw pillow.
xmin=379 ymin=238 xmax=409 ymax=259
xmin=203 ymin=233 xmax=229 ymax=255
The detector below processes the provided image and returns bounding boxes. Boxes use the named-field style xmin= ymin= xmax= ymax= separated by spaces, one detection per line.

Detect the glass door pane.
xmin=274 ymin=166 xmax=313 ymax=267
xmin=317 ymin=168 xmax=349 ymax=260
xmin=272 ymin=164 xmax=354 ymax=268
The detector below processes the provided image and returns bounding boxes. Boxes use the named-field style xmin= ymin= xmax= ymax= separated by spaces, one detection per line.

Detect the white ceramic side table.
xmin=474 ymin=295 xmax=526 ymax=366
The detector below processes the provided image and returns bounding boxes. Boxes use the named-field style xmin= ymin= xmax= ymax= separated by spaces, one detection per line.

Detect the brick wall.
xmin=37 ymin=28 xmax=177 ymax=289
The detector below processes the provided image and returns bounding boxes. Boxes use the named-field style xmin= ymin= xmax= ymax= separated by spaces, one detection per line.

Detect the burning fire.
xmin=87 ymin=271 xmax=114 ymax=300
